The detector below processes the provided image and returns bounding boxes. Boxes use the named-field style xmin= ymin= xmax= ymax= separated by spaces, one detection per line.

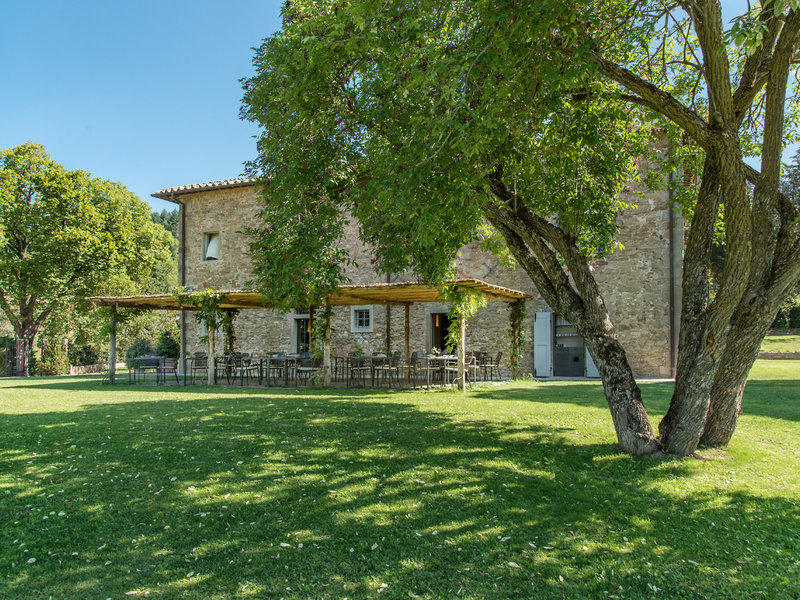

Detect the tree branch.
xmin=685 ymin=0 xmax=733 ymax=126
xmin=592 ymin=53 xmax=714 ymax=148
xmin=743 ymin=162 xmax=799 ymax=221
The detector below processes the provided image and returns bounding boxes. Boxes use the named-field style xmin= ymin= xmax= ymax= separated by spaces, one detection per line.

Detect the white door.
xmin=585 ymin=347 xmax=599 ymax=378
xmin=533 ymin=312 xmax=553 ymax=377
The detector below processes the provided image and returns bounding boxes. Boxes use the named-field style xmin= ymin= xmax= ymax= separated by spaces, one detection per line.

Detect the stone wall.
xmin=178 ymin=167 xmax=680 ymax=378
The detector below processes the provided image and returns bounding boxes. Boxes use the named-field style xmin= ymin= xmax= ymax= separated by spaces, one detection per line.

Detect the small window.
xmin=200 ymin=323 xmax=221 ymax=339
xmin=204 ymin=232 xmax=220 ymax=261
xmin=351 ymin=305 xmax=373 ymax=333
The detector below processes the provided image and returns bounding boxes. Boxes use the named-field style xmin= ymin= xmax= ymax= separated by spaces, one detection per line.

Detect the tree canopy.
xmin=0 ymin=142 xmax=175 ymax=375
xmin=243 ymin=1 xmax=800 ymax=455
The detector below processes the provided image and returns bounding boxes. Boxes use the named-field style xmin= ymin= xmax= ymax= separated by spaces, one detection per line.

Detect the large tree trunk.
xmin=15 ymin=336 xmax=31 ymax=377
xmin=483 ymin=174 xmax=659 ymax=456
xmin=702 ymin=208 xmax=800 ymax=446
xmin=698 ymin=8 xmax=800 ymax=449
xmin=659 ymin=132 xmax=752 ymax=456
xmin=581 ymin=330 xmax=659 ymax=455
xmin=13 ymin=318 xmax=47 ymax=377
xmin=700 ymin=302 xmax=771 ymax=446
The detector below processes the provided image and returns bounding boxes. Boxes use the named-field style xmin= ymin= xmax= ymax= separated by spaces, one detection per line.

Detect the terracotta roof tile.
xmin=152 ymin=177 xmax=258 ymax=201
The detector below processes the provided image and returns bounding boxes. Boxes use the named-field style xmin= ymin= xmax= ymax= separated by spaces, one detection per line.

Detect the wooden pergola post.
xmin=108 ymin=303 xmax=118 ymax=384
xmin=308 ymin=306 xmax=315 ymax=353
xmin=457 ymin=314 xmax=466 ymax=391
xmin=404 ymin=305 xmax=410 ymax=361
xmin=322 ymin=303 xmax=331 ymax=386
xmin=208 ymin=327 xmax=216 ymax=386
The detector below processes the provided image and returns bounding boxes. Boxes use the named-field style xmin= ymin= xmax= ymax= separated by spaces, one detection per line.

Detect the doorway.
xmin=295 ymin=318 xmax=310 ymax=353
xmin=430 ymin=312 xmax=453 ymax=352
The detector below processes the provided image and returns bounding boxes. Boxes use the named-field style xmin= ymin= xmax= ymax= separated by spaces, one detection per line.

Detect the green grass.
xmin=1 ymin=363 xmax=799 ymax=599
xmin=760 ymin=331 xmax=800 ymax=353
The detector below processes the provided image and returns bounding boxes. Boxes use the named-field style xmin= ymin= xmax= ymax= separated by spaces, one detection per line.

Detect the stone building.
xmin=153 ymin=164 xmax=682 ymax=379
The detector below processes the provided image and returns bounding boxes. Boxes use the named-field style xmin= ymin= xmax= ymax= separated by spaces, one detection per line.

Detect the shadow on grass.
xmin=470 ymin=377 xmax=800 ymax=423
xmin=2 ymin=381 xmax=798 ymax=599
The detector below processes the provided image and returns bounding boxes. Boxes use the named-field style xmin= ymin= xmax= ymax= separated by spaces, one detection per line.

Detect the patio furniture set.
xmin=130 ymin=350 xmax=503 ymax=388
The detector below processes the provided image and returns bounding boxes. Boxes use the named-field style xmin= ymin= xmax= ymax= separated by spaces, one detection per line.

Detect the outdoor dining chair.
xmin=236 ymin=352 xmax=261 ymax=385
xmin=485 ymin=351 xmax=502 ymax=381
xmin=295 ymin=356 xmax=323 ymax=386
xmin=158 ymin=357 xmax=180 ymax=385
xmin=347 ymin=353 xmax=370 ymax=387
xmin=189 ymin=352 xmax=208 ymax=383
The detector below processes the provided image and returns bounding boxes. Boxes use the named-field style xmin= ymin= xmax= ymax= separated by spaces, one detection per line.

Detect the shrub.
xmin=39 ymin=339 xmax=70 ymax=376
xmin=27 ymin=351 xmax=39 ymax=376
xmin=155 ymin=330 xmax=180 ymax=358
xmin=789 ymin=305 xmax=800 ymax=329
xmin=125 ymin=339 xmax=154 ymax=366
xmin=772 ymin=310 xmax=789 ymax=329
xmin=68 ymin=343 xmax=101 ymax=367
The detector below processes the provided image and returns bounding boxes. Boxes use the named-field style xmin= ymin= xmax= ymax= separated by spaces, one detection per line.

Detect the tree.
xmin=0 ymin=142 xmax=175 ymax=376
xmin=178 ymin=290 xmax=228 ymax=385
xmin=574 ymin=1 xmax=800 ymax=453
xmin=244 ymin=1 xmax=800 ymax=456
xmin=780 ymin=147 xmax=800 ymax=209
xmin=243 ymin=0 xmax=663 ymax=454
xmin=151 ymin=208 xmax=179 ymax=242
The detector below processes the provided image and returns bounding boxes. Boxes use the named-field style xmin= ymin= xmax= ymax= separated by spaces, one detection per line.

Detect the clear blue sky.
xmin=0 ymin=0 xmax=283 ymax=212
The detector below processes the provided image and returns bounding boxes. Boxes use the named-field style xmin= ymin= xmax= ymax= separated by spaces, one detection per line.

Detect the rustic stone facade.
xmin=163 ymin=161 xmax=681 ymax=379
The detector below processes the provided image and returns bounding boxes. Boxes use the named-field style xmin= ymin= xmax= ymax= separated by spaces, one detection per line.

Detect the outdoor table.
xmin=129 ymin=355 xmax=160 ymax=384
xmin=261 ymin=354 xmax=298 ymax=387
xmin=425 ymin=354 xmax=458 ymax=386
xmin=370 ymin=354 xmax=388 ymax=386
xmin=346 ymin=355 xmax=372 ymax=387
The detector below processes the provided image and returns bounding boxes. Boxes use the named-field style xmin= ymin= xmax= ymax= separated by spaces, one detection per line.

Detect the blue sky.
xmin=0 ymin=1 xmax=283 ymax=212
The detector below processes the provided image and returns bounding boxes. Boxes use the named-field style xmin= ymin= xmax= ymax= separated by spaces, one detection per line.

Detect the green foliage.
xmin=68 ymin=343 xmax=100 ymax=367
xmin=221 ymin=309 xmax=239 ymax=355
xmin=0 ymin=142 xmax=176 ymax=373
xmin=178 ymin=290 xmax=227 ymax=348
xmin=150 ymin=208 xmax=179 ymax=242
xmin=789 ymin=305 xmax=800 ymax=329
xmin=38 ymin=338 xmax=70 ymax=376
xmin=26 ymin=349 xmax=38 ymax=376
xmin=242 ymin=0 xmax=652 ymax=299
xmin=773 ymin=311 xmax=789 ymax=329
xmin=438 ymin=286 xmax=487 ymax=353
xmin=155 ymin=329 xmax=180 ymax=359
xmin=125 ymin=338 xmax=153 ymax=366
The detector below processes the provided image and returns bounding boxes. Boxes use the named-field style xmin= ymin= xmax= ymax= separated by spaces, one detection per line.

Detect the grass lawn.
xmin=1 ymin=362 xmax=798 ymax=599
xmin=761 ymin=330 xmax=800 ymax=353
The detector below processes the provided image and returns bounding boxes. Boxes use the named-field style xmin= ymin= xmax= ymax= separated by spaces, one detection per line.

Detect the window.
xmin=203 ymin=232 xmax=220 ymax=261
xmin=350 ymin=305 xmax=373 ymax=333
xmin=200 ymin=323 xmax=221 ymax=339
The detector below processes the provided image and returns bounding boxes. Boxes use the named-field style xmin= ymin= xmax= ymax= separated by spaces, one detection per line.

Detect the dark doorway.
xmin=295 ymin=318 xmax=310 ymax=353
xmin=553 ymin=317 xmax=585 ymax=376
xmin=430 ymin=312 xmax=453 ymax=352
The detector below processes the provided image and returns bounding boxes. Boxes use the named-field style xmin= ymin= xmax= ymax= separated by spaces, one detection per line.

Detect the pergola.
xmin=90 ymin=278 xmax=531 ymax=389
